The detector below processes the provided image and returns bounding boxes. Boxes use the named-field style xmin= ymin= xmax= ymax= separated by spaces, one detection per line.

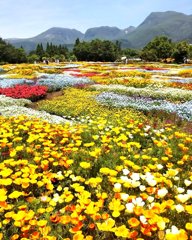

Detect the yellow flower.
xmin=0 ymin=168 xmax=13 ymax=177
xmin=96 ymin=218 xmax=115 ymax=231
xmin=9 ymin=191 xmax=23 ymax=199
xmin=84 ymin=142 xmax=95 ymax=147
xmin=80 ymin=162 xmax=91 ymax=169
xmin=0 ymin=189 xmax=7 ymax=201
xmin=185 ymin=222 xmax=192 ymax=231
xmin=37 ymin=220 xmax=48 ymax=227
xmin=109 ymin=198 xmax=125 ymax=217
xmin=114 ymin=225 xmax=130 ymax=238
xmin=13 ymin=211 xmax=26 ymax=221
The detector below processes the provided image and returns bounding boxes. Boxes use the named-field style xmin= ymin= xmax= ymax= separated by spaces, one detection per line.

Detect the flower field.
xmin=0 ymin=62 xmax=192 ymax=240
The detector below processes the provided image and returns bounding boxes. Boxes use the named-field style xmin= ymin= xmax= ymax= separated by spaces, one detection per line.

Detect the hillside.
xmin=126 ymin=11 xmax=192 ymax=48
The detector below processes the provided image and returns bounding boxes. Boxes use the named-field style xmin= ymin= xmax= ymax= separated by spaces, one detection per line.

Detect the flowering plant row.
xmin=36 ymin=74 xmax=92 ymax=92
xmin=96 ymin=92 xmax=192 ymax=121
xmin=0 ymin=115 xmax=191 ymax=240
xmin=0 ymin=84 xmax=48 ymax=101
xmin=0 ymin=78 xmax=33 ymax=88
xmin=91 ymin=84 xmax=192 ymax=102
xmin=0 ymin=95 xmax=31 ymax=107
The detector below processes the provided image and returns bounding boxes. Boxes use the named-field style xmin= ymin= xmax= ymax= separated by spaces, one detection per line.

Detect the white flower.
xmin=53 ymin=193 xmax=60 ymax=202
xmin=176 ymin=194 xmax=190 ymax=203
xmin=120 ymin=176 xmax=130 ymax=182
xmin=187 ymin=189 xmax=192 ymax=197
xmin=157 ymin=188 xmax=168 ymax=198
xmin=148 ymin=179 xmax=157 ymax=187
xmin=157 ymin=164 xmax=164 ymax=170
xmin=132 ymin=197 xmax=145 ymax=207
xmin=57 ymin=171 xmax=63 ymax=176
xmin=114 ymin=183 xmax=121 ymax=189
xmin=176 ymin=187 xmax=185 ymax=193
xmin=139 ymin=185 xmax=146 ymax=191
xmin=175 ymin=204 xmax=185 ymax=213
xmin=174 ymin=176 xmax=180 ymax=181
xmin=166 ymin=225 xmax=179 ymax=234
xmin=144 ymin=125 xmax=151 ymax=131
xmin=125 ymin=203 xmax=134 ymax=213
xmin=147 ymin=196 xmax=154 ymax=203
xmin=122 ymin=168 xmax=130 ymax=175
xmin=131 ymin=173 xmax=140 ymax=181
xmin=131 ymin=180 xmax=141 ymax=188
xmin=121 ymin=193 xmax=129 ymax=201
xmin=140 ymin=215 xmax=147 ymax=224
xmin=184 ymin=179 xmax=192 ymax=187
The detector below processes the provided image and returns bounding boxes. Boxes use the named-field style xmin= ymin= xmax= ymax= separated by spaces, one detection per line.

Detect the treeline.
xmin=28 ymin=43 xmax=70 ymax=63
xmin=140 ymin=36 xmax=192 ymax=63
xmin=0 ymin=38 xmax=27 ymax=64
xmin=0 ymin=35 xmax=192 ymax=64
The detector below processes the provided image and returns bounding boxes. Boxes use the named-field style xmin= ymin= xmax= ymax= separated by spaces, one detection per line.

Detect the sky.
xmin=0 ymin=0 xmax=191 ymax=39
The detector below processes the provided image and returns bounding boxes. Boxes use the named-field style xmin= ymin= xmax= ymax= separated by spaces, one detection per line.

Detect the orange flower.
xmin=141 ymin=226 xmax=152 ymax=236
xmin=70 ymin=221 xmax=83 ymax=233
xmin=102 ymin=213 xmax=109 ymax=220
xmin=50 ymin=214 xmax=61 ymax=223
xmin=129 ymin=230 xmax=138 ymax=238
xmin=88 ymin=223 xmax=95 ymax=229
xmin=30 ymin=231 xmax=40 ymax=239
xmin=128 ymin=218 xmax=140 ymax=228
xmin=10 ymin=234 xmax=19 ymax=240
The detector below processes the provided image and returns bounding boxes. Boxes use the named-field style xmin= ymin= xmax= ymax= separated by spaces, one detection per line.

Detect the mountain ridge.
xmin=5 ymin=11 xmax=192 ymax=51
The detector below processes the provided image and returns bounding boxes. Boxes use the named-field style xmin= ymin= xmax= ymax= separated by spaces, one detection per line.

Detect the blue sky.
xmin=0 ymin=0 xmax=191 ymax=39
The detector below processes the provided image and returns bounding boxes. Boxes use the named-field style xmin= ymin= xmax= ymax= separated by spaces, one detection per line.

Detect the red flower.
xmin=0 ymin=84 xmax=48 ymax=101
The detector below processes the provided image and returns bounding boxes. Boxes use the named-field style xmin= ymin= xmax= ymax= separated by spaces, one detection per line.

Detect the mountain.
xmin=126 ymin=11 xmax=192 ymax=48
xmin=84 ymin=26 xmax=124 ymax=41
xmin=30 ymin=27 xmax=84 ymax=44
xmin=6 ymin=27 xmax=84 ymax=52
xmin=5 ymin=11 xmax=192 ymax=51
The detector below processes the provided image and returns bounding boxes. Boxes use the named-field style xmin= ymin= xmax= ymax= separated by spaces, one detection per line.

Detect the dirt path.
xmin=29 ymin=90 xmax=63 ymax=109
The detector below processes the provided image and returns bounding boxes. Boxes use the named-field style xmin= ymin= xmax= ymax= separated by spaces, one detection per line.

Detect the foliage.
xmin=141 ymin=36 xmax=173 ymax=62
xmin=0 ymin=38 xmax=27 ymax=64
xmin=73 ymin=39 xmax=121 ymax=62
xmin=172 ymin=41 xmax=190 ymax=63
xmin=121 ymin=48 xmax=141 ymax=59
xmin=29 ymin=43 xmax=70 ymax=62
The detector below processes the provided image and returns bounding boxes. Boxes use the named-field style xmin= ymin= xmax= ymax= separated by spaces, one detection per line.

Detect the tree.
xmin=35 ymin=43 xmax=44 ymax=60
xmin=0 ymin=37 xmax=27 ymax=63
xmin=172 ymin=41 xmax=189 ymax=63
xmin=73 ymin=39 xmax=121 ymax=62
xmin=141 ymin=36 xmax=173 ymax=61
xmin=121 ymin=48 xmax=140 ymax=59
xmin=27 ymin=54 xmax=39 ymax=63
xmin=188 ymin=45 xmax=192 ymax=59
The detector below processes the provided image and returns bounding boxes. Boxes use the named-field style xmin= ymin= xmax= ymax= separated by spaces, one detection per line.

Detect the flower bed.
xmin=0 ymin=115 xmax=191 ymax=240
xmin=91 ymin=84 xmax=192 ymax=102
xmin=0 ymin=84 xmax=48 ymax=101
xmin=0 ymin=62 xmax=192 ymax=240
xmin=0 ymin=95 xmax=31 ymax=107
xmin=0 ymin=78 xmax=33 ymax=88
xmin=36 ymin=74 xmax=93 ymax=91
xmin=96 ymin=92 xmax=192 ymax=121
